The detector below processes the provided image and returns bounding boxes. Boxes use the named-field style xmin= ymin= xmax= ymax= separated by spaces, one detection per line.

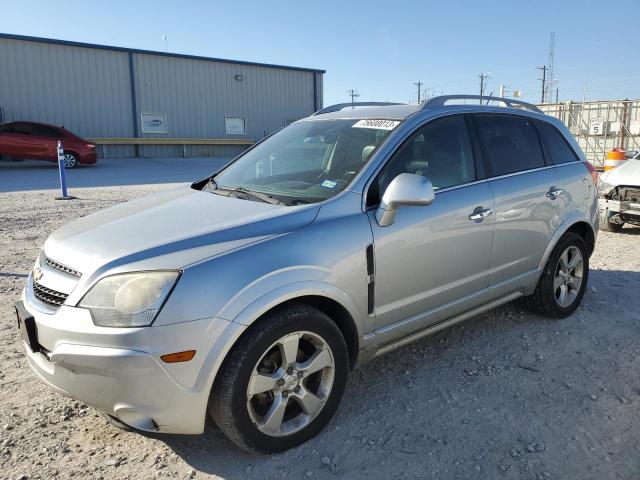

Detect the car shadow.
xmin=618 ymin=224 xmax=640 ymax=235
xmin=151 ymin=268 xmax=640 ymax=479
xmin=0 ymin=156 xmax=231 ymax=192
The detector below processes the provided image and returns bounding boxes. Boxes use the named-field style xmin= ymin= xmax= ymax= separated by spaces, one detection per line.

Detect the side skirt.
xmin=358 ymin=291 xmax=523 ymax=364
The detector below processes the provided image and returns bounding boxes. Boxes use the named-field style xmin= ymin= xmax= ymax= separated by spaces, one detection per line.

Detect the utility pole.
xmin=479 ymin=72 xmax=491 ymax=99
xmin=346 ymin=89 xmax=360 ymax=105
xmin=414 ymin=81 xmax=423 ymax=104
xmin=537 ymin=65 xmax=547 ymax=104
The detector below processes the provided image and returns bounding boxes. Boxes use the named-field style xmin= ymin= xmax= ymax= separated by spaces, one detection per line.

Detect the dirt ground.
xmin=1 ymin=173 xmax=639 ymax=480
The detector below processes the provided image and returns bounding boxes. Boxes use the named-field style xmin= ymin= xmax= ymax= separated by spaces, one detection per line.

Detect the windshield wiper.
xmin=232 ymin=187 xmax=285 ymax=205
xmin=209 ymin=181 xmax=285 ymax=206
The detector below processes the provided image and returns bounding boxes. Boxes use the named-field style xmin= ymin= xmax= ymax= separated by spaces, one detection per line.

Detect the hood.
xmin=600 ymin=158 xmax=640 ymax=193
xmin=44 ymin=187 xmax=319 ymax=275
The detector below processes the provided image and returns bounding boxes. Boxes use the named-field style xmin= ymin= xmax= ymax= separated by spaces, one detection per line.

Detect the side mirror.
xmin=375 ymin=173 xmax=434 ymax=227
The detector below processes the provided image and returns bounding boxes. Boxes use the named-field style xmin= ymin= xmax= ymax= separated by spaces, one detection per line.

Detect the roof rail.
xmin=421 ymin=95 xmax=543 ymax=114
xmin=313 ymin=102 xmax=406 ymax=116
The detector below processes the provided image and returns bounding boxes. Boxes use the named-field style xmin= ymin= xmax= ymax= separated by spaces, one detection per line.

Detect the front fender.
xmin=221 ymin=278 xmax=367 ymax=340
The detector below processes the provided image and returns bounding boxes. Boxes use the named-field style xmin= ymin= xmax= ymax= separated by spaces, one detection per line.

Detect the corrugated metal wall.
xmin=0 ymin=38 xmax=134 ymax=138
xmin=0 ymin=35 xmax=324 ymax=158
xmin=133 ymin=53 xmax=316 ymax=139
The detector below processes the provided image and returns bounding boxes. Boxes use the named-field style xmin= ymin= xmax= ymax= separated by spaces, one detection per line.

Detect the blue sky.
xmin=2 ymin=0 xmax=639 ymax=106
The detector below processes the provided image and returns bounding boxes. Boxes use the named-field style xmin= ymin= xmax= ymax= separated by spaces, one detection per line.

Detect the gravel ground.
xmin=1 ymin=182 xmax=639 ymax=480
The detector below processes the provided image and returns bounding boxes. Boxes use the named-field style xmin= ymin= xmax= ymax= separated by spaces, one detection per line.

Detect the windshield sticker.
xmin=352 ymin=119 xmax=400 ymax=130
xmin=321 ymin=180 xmax=338 ymax=188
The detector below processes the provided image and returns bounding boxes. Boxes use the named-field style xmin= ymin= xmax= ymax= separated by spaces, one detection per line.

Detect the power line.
xmin=346 ymin=89 xmax=360 ymax=105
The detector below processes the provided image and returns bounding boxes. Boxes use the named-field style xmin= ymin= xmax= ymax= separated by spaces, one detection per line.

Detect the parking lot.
xmin=0 ymin=158 xmax=637 ymax=479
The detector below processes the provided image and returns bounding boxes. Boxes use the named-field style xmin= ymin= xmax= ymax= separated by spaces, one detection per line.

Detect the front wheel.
xmin=599 ymin=210 xmax=623 ymax=232
xmin=209 ymin=303 xmax=349 ymax=453
xmin=524 ymin=232 xmax=589 ymax=318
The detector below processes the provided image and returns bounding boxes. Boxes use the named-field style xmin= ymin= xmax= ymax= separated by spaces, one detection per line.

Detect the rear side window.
xmin=535 ymin=121 xmax=579 ymax=165
xmin=474 ymin=115 xmax=545 ymax=177
xmin=5 ymin=123 xmax=34 ymax=135
xmin=33 ymin=125 xmax=61 ymax=138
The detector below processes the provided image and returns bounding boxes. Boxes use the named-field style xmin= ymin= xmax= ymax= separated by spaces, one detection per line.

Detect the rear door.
xmin=0 ymin=122 xmax=34 ymax=157
xmin=472 ymin=113 xmax=566 ymax=298
xmin=367 ymin=115 xmax=495 ymax=343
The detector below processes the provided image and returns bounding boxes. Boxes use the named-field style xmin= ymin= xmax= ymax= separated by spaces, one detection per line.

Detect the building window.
xmin=225 ymin=116 xmax=246 ymax=135
xmin=141 ymin=113 xmax=168 ymax=134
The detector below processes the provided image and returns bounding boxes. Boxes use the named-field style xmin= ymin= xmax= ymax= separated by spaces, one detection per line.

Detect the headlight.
xmin=598 ymin=179 xmax=616 ymax=199
xmin=78 ymin=271 xmax=180 ymax=327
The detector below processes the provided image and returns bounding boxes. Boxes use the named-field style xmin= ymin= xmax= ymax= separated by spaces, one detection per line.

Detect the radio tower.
xmin=545 ymin=32 xmax=555 ymax=103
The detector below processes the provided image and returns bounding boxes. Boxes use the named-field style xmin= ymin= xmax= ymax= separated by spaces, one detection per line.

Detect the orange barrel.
xmin=604 ymin=149 xmax=626 ymax=171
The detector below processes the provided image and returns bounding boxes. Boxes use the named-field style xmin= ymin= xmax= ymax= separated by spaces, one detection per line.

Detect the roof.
xmin=311 ymin=96 xmax=544 ymax=121
xmin=310 ymin=105 xmax=421 ymax=120
xmin=0 ymin=33 xmax=326 ymax=74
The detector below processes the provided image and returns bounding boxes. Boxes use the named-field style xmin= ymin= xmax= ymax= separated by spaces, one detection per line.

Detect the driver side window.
xmin=367 ymin=115 xmax=476 ymax=206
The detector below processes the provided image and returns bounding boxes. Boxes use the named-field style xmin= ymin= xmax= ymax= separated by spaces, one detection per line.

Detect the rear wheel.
xmin=599 ymin=210 xmax=623 ymax=232
xmin=524 ymin=232 xmax=589 ymax=318
xmin=209 ymin=303 xmax=349 ymax=453
xmin=62 ymin=151 xmax=79 ymax=169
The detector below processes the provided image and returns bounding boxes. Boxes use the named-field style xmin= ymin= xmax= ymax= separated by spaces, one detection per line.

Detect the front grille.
xmin=32 ymin=280 xmax=68 ymax=307
xmin=44 ymin=256 xmax=81 ymax=277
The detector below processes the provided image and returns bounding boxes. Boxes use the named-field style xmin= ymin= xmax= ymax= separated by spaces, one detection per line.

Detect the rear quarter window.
xmin=535 ymin=121 xmax=579 ymax=165
xmin=474 ymin=114 xmax=545 ymax=177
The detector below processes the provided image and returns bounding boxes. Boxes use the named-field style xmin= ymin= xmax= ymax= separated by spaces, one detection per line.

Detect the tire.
xmin=599 ymin=211 xmax=623 ymax=232
xmin=62 ymin=151 xmax=79 ymax=169
xmin=524 ymin=232 xmax=589 ymax=318
xmin=209 ymin=302 xmax=349 ymax=453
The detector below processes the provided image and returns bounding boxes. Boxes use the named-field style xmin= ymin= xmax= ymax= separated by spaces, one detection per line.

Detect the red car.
xmin=0 ymin=121 xmax=97 ymax=168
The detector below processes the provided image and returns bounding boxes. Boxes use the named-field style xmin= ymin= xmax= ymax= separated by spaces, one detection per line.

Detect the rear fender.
xmin=535 ymin=211 xmax=597 ymax=284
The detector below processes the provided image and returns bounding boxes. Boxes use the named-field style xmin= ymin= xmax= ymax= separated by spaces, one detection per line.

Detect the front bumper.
xmin=18 ymin=293 xmax=242 ymax=434
xmin=80 ymin=150 xmax=98 ymax=164
xmin=599 ymin=198 xmax=640 ymax=222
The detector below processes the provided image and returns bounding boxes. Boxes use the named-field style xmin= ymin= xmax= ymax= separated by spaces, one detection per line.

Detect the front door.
xmin=366 ymin=115 xmax=495 ymax=343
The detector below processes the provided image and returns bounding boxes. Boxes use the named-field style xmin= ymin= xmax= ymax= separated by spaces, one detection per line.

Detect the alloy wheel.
xmin=246 ymin=331 xmax=335 ymax=437
xmin=553 ymin=245 xmax=584 ymax=307
xmin=63 ymin=153 xmax=77 ymax=168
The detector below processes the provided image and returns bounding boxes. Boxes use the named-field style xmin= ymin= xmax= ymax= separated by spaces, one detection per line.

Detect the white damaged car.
xmin=599 ymin=152 xmax=640 ymax=232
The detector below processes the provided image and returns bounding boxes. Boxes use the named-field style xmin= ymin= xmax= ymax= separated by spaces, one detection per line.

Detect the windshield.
xmin=209 ymin=118 xmax=400 ymax=205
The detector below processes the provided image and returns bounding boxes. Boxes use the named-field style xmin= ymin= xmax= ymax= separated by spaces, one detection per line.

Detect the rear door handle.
xmin=469 ymin=207 xmax=493 ymax=222
xmin=546 ymin=188 xmax=564 ymax=199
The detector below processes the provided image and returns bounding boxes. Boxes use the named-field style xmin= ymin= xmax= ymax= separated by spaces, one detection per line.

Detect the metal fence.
xmin=538 ymin=100 xmax=640 ymax=166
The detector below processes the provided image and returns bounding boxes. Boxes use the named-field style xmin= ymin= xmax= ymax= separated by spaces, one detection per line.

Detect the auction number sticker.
xmin=352 ymin=119 xmax=400 ymax=130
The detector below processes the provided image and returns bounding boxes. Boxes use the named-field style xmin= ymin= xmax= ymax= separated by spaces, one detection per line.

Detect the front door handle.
xmin=546 ymin=188 xmax=564 ymax=199
xmin=469 ymin=207 xmax=493 ymax=222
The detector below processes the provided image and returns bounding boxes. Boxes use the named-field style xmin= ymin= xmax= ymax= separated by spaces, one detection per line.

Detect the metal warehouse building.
xmin=0 ymin=34 xmax=324 ymax=158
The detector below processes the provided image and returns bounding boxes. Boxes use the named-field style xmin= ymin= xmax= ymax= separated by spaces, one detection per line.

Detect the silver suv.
xmin=16 ymin=95 xmax=598 ymax=453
